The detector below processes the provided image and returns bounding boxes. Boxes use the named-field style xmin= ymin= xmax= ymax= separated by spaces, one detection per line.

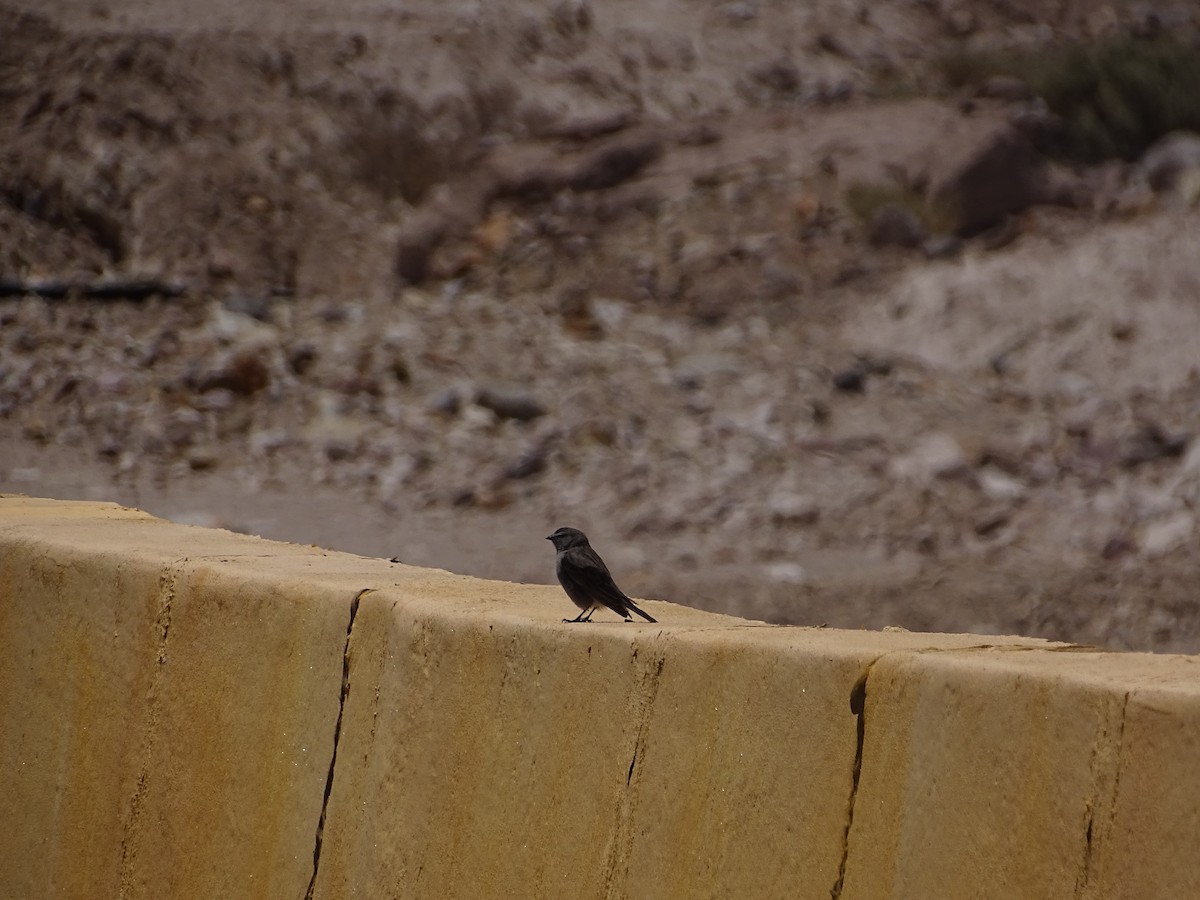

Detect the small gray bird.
xmin=546 ymin=526 xmax=657 ymax=623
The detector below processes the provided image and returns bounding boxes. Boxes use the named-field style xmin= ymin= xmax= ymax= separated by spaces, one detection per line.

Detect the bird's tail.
xmin=627 ymin=599 xmax=657 ymax=623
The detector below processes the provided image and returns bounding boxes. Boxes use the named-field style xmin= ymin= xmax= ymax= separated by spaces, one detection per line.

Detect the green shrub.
xmin=941 ymin=34 xmax=1200 ymax=162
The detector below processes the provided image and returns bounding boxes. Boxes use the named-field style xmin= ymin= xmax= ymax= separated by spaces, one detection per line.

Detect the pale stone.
xmin=1140 ymin=511 xmax=1195 ymax=557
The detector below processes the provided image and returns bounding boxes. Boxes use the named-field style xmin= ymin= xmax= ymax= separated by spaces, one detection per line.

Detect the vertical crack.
xmin=602 ymin=649 xmax=665 ymax=899
xmin=1106 ymin=691 xmax=1131 ymax=832
xmin=304 ymin=588 xmax=366 ymax=900
xmin=830 ymin=663 xmax=872 ymax=900
xmin=1074 ymin=813 xmax=1096 ymax=900
xmin=119 ymin=560 xmax=183 ymax=900
xmin=1074 ymin=689 xmax=1131 ymax=897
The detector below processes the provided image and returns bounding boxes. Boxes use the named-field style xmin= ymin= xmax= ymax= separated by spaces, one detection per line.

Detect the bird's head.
xmin=546 ymin=526 xmax=589 ymax=551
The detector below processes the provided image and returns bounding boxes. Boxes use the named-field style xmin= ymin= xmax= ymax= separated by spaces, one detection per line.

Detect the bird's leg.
xmin=582 ymin=607 xmax=596 ymax=622
xmin=563 ymin=608 xmax=589 ymax=623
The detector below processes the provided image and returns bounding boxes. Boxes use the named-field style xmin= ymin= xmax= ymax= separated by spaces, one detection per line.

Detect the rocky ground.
xmin=3 ymin=0 xmax=1200 ymax=652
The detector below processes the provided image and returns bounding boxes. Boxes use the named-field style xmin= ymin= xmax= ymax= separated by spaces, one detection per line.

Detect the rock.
xmin=891 ymin=433 xmax=968 ymax=482
xmin=1140 ymin=511 xmax=1195 ymax=557
xmin=768 ymin=492 xmax=820 ymax=525
xmin=832 ymin=367 xmax=866 ymax=393
xmin=533 ymin=109 xmax=634 ymax=141
xmin=930 ymin=127 xmax=1049 ymax=236
xmin=287 ymin=342 xmax=318 ymax=376
xmin=1139 ymin=131 xmax=1200 ymax=192
xmin=973 ymin=508 xmax=1010 ymax=537
xmin=427 ymin=388 xmax=462 ymax=416
xmin=503 ymin=448 xmax=548 ymax=480
xmin=674 ymin=351 xmax=741 ymax=389
xmin=316 ymin=305 xmax=349 ymax=324
xmin=323 ymin=437 xmax=358 ymax=462
xmin=476 ymin=385 xmax=547 ymax=422
xmin=557 ymin=287 xmax=603 ymax=340
xmin=196 ymin=348 xmax=271 ymax=396
xmin=222 ymin=293 xmax=274 ymax=322
xmin=566 ymin=135 xmax=664 ymax=192
xmin=395 ymin=212 xmax=449 ymax=285
xmin=978 ymin=467 xmax=1027 ymax=502
xmin=1122 ymin=424 xmax=1188 ymax=469
xmin=186 ymin=446 xmax=219 ymax=471
xmin=206 ymin=252 xmax=235 ymax=280
xmin=1101 ymin=534 xmax=1134 ymax=561
xmin=210 ymin=306 xmax=277 ymax=345
xmin=388 ymin=350 xmax=411 ymax=384
xmin=868 ymin=203 xmax=927 ymax=248
xmin=492 ymin=151 xmax=567 ymax=202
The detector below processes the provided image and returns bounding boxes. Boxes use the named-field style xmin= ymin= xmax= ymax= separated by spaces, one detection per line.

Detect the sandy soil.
xmin=3 ymin=0 xmax=1200 ymax=652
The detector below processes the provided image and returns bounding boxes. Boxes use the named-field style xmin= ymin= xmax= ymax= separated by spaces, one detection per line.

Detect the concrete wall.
xmin=1 ymin=496 xmax=1197 ymax=898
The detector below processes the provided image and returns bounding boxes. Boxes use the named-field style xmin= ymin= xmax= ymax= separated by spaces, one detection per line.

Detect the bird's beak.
xmin=545 ymin=535 xmax=553 ymax=541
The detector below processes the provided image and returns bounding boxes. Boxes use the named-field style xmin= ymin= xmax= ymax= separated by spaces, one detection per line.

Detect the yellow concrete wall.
xmin=1 ymin=496 xmax=1197 ymax=898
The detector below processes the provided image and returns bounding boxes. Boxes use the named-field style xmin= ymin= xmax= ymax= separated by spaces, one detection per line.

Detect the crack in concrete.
xmin=1105 ymin=691 xmax=1131 ymax=840
xmin=154 ymin=569 xmax=174 ymax=664
xmin=118 ymin=560 xmax=182 ymax=900
xmin=304 ymin=588 xmax=366 ymax=900
xmin=1073 ymin=689 xmax=1131 ymax=898
xmin=601 ymin=646 xmax=665 ymax=900
xmin=1084 ymin=690 xmax=1132 ymax=896
xmin=830 ymin=658 xmax=875 ymax=900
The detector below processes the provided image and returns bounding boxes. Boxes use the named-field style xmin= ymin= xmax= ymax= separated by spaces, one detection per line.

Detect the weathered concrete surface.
xmin=842 ymin=648 xmax=1200 ymax=899
xmin=1 ymin=497 xmax=1198 ymax=899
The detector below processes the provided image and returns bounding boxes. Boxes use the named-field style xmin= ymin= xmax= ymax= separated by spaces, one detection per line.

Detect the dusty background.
xmin=2 ymin=0 xmax=1199 ymax=651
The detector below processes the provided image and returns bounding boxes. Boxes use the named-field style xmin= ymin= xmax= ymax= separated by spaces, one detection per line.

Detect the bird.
xmin=546 ymin=526 xmax=657 ymax=624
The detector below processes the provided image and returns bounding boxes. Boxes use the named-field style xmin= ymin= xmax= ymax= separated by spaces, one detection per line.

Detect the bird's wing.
xmin=561 ymin=546 xmax=633 ymax=615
